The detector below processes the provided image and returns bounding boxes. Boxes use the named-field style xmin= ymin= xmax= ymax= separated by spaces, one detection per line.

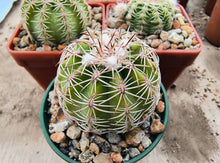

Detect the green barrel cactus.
xmin=21 ymin=0 xmax=91 ymax=46
xmin=55 ymin=28 xmax=161 ymax=134
xmin=125 ymin=0 xmax=175 ymax=36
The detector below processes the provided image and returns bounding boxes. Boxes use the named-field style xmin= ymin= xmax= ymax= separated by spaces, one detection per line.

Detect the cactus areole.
xmin=125 ymin=0 xmax=175 ymax=36
xmin=55 ymin=29 xmax=161 ymax=134
xmin=21 ymin=0 xmax=91 ymax=46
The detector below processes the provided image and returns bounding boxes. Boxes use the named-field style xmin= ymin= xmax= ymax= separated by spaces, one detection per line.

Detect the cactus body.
xmin=125 ymin=0 xmax=175 ymax=36
xmin=55 ymin=29 xmax=161 ymax=134
xmin=21 ymin=0 xmax=91 ymax=46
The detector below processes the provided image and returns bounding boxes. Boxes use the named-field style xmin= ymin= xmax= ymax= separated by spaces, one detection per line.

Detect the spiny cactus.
xmin=55 ymin=28 xmax=161 ymax=134
xmin=21 ymin=0 xmax=91 ymax=46
xmin=125 ymin=0 xmax=176 ymax=36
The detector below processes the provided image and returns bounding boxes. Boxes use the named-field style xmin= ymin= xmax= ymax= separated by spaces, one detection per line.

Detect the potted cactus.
xmin=40 ymin=28 xmax=169 ymax=162
xmin=6 ymin=0 xmax=105 ymax=89
xmin=106 ymin=0 xmax=203 ymax=89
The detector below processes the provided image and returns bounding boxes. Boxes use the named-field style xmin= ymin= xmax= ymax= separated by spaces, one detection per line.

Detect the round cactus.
xmin=21 ymin=0 xmax=91 ymax=46
xmin=125 ymin=0 xmax=175 ymax=36
xmin=55 ymin=28 xmax=161 ymax=134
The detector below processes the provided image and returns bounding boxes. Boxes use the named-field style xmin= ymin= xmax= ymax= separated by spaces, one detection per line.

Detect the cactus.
xmin=21 ymin=0 xmax=91 ymax=46
xmin=125 ymin=0 xmax=176 ymax=36
xmin=55 ymin=28 xmax=161 ymax=134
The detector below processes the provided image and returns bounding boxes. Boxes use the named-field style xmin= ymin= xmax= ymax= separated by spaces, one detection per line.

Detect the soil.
xmin=0 ymin=0 xmax=220 ymax=163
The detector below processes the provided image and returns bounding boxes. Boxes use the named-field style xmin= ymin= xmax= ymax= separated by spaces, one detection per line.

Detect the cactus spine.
xmin=21 ymin=0 xmax=91 ymax=46
xmin=55 ymin=29 xmax=161 ymax=134
xmin=125 ymin=0 xmax=175 ymax=36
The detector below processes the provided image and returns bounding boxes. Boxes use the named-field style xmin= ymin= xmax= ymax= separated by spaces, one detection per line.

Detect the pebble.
xmin=177 ymin=43 xmax=185 ymax=49
xmin=19 ymin=35 xmax=29 ymax=48
xmin=66 ymin=125 xmax=81 ymax=139
xmin=140 ymin=119 xmax=151 ymax=132
xmin=164 ymin=41 xmax=171 ymax=48
xmin=182 ymin=30 xmax=188 ymax=38
xmin=69 ymin=149 xmax=80 ymax=159
xmin=123 ymin=154 xmax=130 ymax=161
xmin=192 ymin=40 xmax=199 ymax=46
xmin=111 ymin=145 xmax=121 ymax=153
xmin=147 ymin=35 xmax=159 ymax=40
xmin=89 ymin=143 xmax=100 ymax=155
xmin=94 ymin=13 xmax=102 ymax=22
xmin=174 ymin=13 xmax=182 ymax=19
xmin=72 ymin=139 xmax=80 ymax=150
xmin=151 ymin=39 xmax=161 ymax=48
xmin=156 ymin=100 xmax=165 ymax=113
xmin=128 ymin=148 xmax=140 ymax=158
xmin=171 ymin=43 xmax=178 ymax=49
xmin=92 ymin=22 xmax=102 ymax=30
xmin=79 ymin=150 xmax=94 ymax=163
xmin=189 ymin=32 xmax=196 ymax=39
xmin=107 ymin=17 xmax=124 ymax=28
xmin=125 ymin=127 xmax=145 ymax=146
xmin=141 ymin=136 xmax=152 ymax=148
xmin=120 ymin=23 xmax=128 ymax=30
xmin=184 ymin=38 xmax=192 ymax=47
xmin=28 ymin=44 xmax=37 ymax=51
xmin=175 ymin=7 xmax=181 ymax=13
xmin=158 ymin=43 xmax=169 ymax=50
xmin=138 ymin=144 xmax=144 ymax=152
xmin=90 ymin=6 xmax=103 ymax=30
xmin=59 ymin=146 xmax=69 ymax=155
xmin=51 ymin=107 xmax=67 ymax=123
xmin=43 ymin=44 xmax=52 ymax=51
xmin=172 ymin=20 xmax=181 ymax=29
xmin=174 ymin=28 xmax=182 ymax=34
xmin=60 ymin=142 xmax=68 ymax=148
xmin=181 ymin=25 xmax=193 ymax=34
xmin=106 ymin=132 xmax=121 ymax=144
xmin=160 ymin=31 xmax=169 ymax=41
xmin=36 ymin=46 xmax=45 ymax=51
xmin=49 ymin=119 xmax=72 ymax=133
xmin=93 ymin=135 xmax=111 ymax=153
xmin=168 ymin=31 xmax=184 ymax=44
xmin=93 ymin=153 xmax=113 ymax=163
xmin=93 ymin=7 xmax=102 ymax=14
xmin=18 ymin=29 xmax=27 ymax=37
xmin=193 ymin=44 xmax=200 ymax=49
xmin=146 ymin=39 xmax=152 ymax=45
xmin=81 ymin=132 xmax=89 ymax=138
xmin=178 ymin=16 xmax=185 ymax=26
xmin=13 ymin=37 xmax=20 ymax=46
xmin=111 ymin=152 xmax=123 ymax=163
xmin=57 ymin=45 xmax=66 ymax=51
xmin=118 ymin=140 xmax=128 ymax=148
xmin=50 ymin=132 xmax=66 ymax=143
xmin=79 ymin=137 xmax=90 ymax=152
xmin=150 ymin=119 xmax=165 ymax=134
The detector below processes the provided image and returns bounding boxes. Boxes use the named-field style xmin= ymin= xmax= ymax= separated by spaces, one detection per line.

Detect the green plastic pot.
xmin=40 ymin=78 xmax=169 ymax=163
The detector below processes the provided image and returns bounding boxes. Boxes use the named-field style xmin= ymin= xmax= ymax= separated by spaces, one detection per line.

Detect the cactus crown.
xmin=55 ymin=29 xmax=161 ymax=134
xmin=21 ymin=0 xmax=91 ymax=46
xmin=125 ymin=0 xmax=175 ymax=35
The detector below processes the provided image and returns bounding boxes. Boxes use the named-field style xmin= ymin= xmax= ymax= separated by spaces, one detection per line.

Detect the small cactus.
xmin=21 ymin=0 xmax=91 ymax=46
xmin=125 ymin=0 xmax=176 ymax=36
xmin=55 ymin=28 xmax=161 ymax=134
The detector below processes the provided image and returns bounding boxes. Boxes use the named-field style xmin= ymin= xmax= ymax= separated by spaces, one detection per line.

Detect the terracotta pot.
xmin=106 ymin=3 xmax=203 ymax=89
xmin=205 ymin=0 xmax=220 ymax=46
xmin=40 ymin=79 xmax=169 ymax=163
xmin=6 ymin=2 xmax=106 ymax=90
xmin=205 ymin=0 xmax=217 ymax=16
